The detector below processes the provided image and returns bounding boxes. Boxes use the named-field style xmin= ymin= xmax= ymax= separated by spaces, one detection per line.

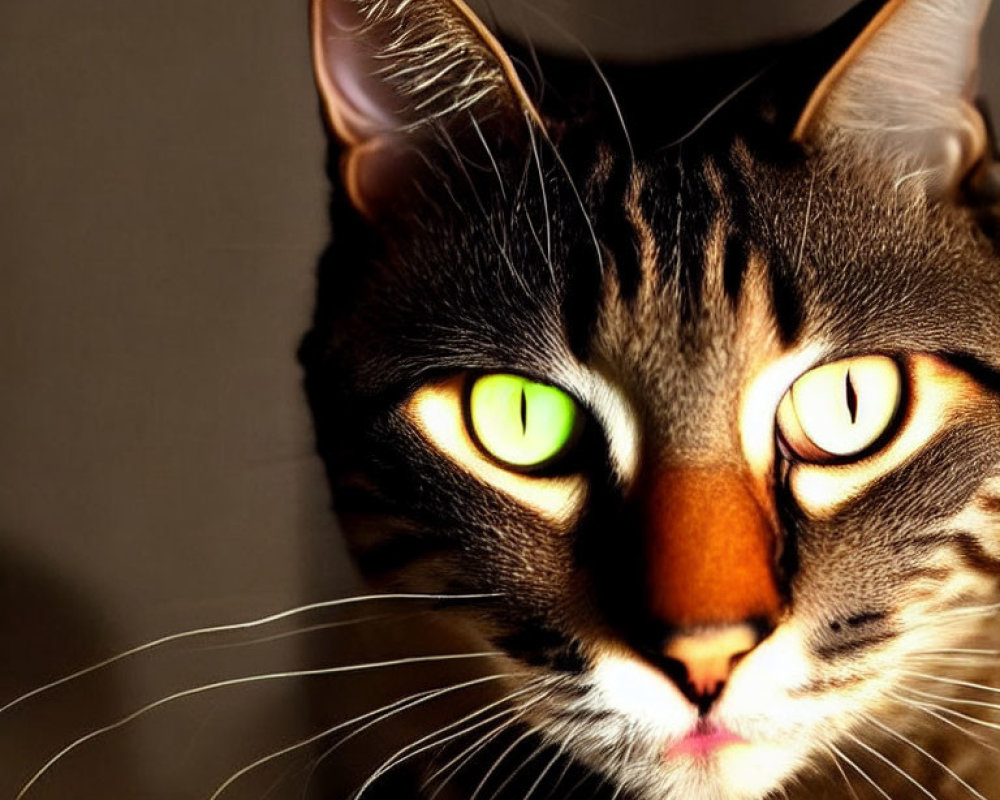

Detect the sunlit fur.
xmin=302 ymin=0 xmax=1000 ymax=797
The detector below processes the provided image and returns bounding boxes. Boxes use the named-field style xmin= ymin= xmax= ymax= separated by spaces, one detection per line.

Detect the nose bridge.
xmin=644 ymin=467 xmax=781 ymax=629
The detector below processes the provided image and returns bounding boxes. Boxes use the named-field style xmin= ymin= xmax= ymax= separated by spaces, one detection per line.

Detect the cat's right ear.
xmin=790 ymin=0 xmax=991 ymax=196
xmin=310 ymin=0 xmax=542 ymax=217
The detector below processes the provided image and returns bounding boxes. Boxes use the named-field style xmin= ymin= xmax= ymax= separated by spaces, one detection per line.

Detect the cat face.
xmin=303 ymin=0 xmax=1000 ymax=797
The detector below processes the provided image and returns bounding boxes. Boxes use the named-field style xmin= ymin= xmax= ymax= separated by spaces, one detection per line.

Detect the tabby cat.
xmin=301 ymin=0 xmax=1000 ymax=797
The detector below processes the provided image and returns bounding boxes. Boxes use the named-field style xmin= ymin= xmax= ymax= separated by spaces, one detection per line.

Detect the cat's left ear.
xmin=311 ymin=0 xmax=543 ymax=216
xmin=793 ymin=0 xmax=992 ymax=195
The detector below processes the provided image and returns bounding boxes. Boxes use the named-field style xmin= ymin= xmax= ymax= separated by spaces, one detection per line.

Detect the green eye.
xmin=466 ymin=374 xmax=580 ymax=470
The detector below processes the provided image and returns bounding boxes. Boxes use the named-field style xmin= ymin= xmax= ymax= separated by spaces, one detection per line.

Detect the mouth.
xmin=665 ymin=720 xmax=747 ymax=759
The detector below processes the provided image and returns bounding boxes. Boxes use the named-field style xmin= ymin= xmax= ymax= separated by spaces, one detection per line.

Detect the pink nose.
xmin=663 ymin=624 xmax=760 ymax=702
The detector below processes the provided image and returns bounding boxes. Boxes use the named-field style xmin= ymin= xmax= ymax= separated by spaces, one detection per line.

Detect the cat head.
xmin=302 ymin=0 xmax=1000 ymax=797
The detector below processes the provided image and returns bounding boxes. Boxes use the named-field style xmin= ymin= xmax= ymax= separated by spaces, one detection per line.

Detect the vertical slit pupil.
xmin=520 ymin=387 xmax=528 ymax=435
xmin=845 ymin=369 xmax=858 ymax=424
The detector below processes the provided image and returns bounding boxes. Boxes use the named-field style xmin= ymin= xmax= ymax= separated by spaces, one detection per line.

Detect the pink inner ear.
xmin=315 ymin=0 xmax=402 ymax=143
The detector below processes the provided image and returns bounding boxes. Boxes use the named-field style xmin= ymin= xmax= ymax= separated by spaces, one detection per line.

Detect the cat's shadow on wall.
xmin=0 ymin=541 xmax=149 ymax=799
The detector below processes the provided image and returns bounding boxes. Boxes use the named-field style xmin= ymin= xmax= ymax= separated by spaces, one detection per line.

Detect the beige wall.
xmin=3 ymin=1 xmax=995 ymax=798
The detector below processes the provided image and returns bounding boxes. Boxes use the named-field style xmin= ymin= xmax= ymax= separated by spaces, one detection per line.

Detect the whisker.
xmin=483 ymin=731 xmax=550 ymax=800
xmin=913 ymin=648 xmax=1000 ymax=657
xmin=469 ymin=723 xmax=547 ymax=800
xmin=469 ymin=115 xmax=507 ymax=201
xmin=435 ymin=123 xmax=532 ymax=297
xmin=522 ymin=742 xmax=567 ymax=800
xmin=844 ymin=731 xmax=938 ymax=800
xmin=904 ymin=654 xmax=997 ymax=669
xmin=539 ymin=749 xmax=577 ymax=800
xmin=15 ymin=651 xmax=501 ymax=800
xmin=904 ymin=698 xmax=1000 ymax=733
xmin=608 ymin=731 xmax=634 ymax=800
xmin=352 ymin=676 xmax=560 ymax=800
xmin=526 ymin=121 xmax=553 ymax=272
xmin=932 ymin=602 xmax=1000 ymax=619
xmin=823 ymin=744 xmax=863 ymax=800
xmin=513 ymin=0 xmax=634 ymax=163
xmin=536 ymin=123 xmax=604 ymax=274
xmin=1 ymin=592 xmax=497 ymax=715
xmin=795 ymin=168 xmax=816 ymax=273
xmin=865 ymin=715 xmax=988 ymax=800
xmin=666 ymin=66 xmax=771 ymax=147
xmin=209 ymin=672 xmax=521 ymax=800
xmin=901 ymin=671 xmax=1000 ymax=695
xmin=888 ymin=691 xmax=992 ymax=746
xmin=422 ymin=710 xmax=525 ymax=797
xmin=409 ymin=705 xmax=529 ymax=800
xmin=562 ymin=767 xmax=599 ymax=800
xmin=901 ymin=686 xmax=1000 ymax=713
xmin=302 ymin=675 xmax=551 ymax=796
xmin=829 ymin=742 xmax=893 ymax=800
xmin=198 ymin=615 xmax=397 ymax=651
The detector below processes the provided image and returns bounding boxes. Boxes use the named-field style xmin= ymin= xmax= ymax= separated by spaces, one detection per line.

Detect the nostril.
xmin=653 ymin=623 xmax=767 ymax=712
xmin=658 ymin=654 xmax=690 ymax=690
xmin=729 ymin=648 xmax=751 ymax=669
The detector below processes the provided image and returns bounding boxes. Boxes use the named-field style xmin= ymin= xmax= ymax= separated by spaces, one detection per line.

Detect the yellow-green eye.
xmin=776 ymin=355 xmax=903 ymax=463
xmin=466 ymin=374 xmax=580 ymax=470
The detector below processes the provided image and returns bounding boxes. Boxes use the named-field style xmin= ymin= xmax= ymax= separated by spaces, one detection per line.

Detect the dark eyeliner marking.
xmin=520 ymin=387 xmax=528 ymax=435
xmin=846 ymin=369 xmax=858 ymax=423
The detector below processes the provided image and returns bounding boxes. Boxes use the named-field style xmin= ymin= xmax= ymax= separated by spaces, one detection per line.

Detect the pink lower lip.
xmin=666 ymin=724 xmax=746 ymax=759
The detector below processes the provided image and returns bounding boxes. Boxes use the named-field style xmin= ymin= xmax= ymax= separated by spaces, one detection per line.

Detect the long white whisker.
xmin=829 ymin=742 xmax=893 ymax=800
xmin=913 ymin=648 xmax=1000 ymax=657
xmin=904 ymin=655 xmax=998 ymax=669
xmin=1 ymin=592 xmax=497 ymax=715
xmin=866 ymin=715 xmax=988 ymax=800
xmin=526 ymin=121 xmax=553 ymax=271
xmin=353 ymin=704 xmax=530 ymax=800
xmin=562 ymin=766 xmax=598 ymax=800
xmin=422 ymin=707 xmax=526 ymax=797
xmin=355 ymin=682 xmax=540 ymax=788
xmin=905 ymin=697 xmax=1000 ymax=733
xmin=889 ymin=691 xmax=992 ymax=746
xmin=522 ymin=743 xmax=567 ymax=800
xmin=435 ymin=123 xmax=532 ymax=297
xmin=536 ymin=120 xmax=604 ymax=274
xmin=901 ymin=671 xmax=1000 ymax=695
xmin=901 ymin=686 xmax=1000 ymax=713
xmin=469 ymin=115 xmax=507 ymax=201
xmin=795 ymin=168 xmax=816 ymax=273
xmin=823 ymin=744 xmax=862 ymax=800
xmin=540 ymin=751 xmax=576 ymax=800
xmin=510 ymin=0 xmax=633 ymax=163
xmin=199 ymin=615 xmax=396 ymax=651
xmin=608 ymin=731 xmax=634 ymax=800
xmin=353 ymin=677 xmax=559 ymax=800
xmin=666 ymin=67 xmax=770 ymax=148
xmin=932 ymin=602 xmax=1000 ymax=619
xmin=844 ymin=731 xmax=938 ymax=800
xmin=209 ymin=672 xmax=521 ymax=800
xmin=15 ymin=651 xmax=501 ymax=800
xmin=425 ymin=724 xmax=510 ymax=800
xmin=483 ymin=733 xmax=549 ymax=800
xmin=469 ymin=723 xmax=546 ymax=800
xmin=305 ymin=676 xmax=549 ymax=798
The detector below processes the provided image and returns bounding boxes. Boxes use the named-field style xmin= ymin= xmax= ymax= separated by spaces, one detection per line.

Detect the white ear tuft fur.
xmin=795 ymin=0 xmax=991 ymax=194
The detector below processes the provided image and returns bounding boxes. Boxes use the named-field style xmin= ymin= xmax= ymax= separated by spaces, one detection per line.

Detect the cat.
xmin=300 ymin=0 xmax=1000 ymax=798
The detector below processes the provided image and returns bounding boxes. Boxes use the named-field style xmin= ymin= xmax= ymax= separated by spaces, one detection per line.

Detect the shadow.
xmin=0 ymin=538 xmax=152 ymax=799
